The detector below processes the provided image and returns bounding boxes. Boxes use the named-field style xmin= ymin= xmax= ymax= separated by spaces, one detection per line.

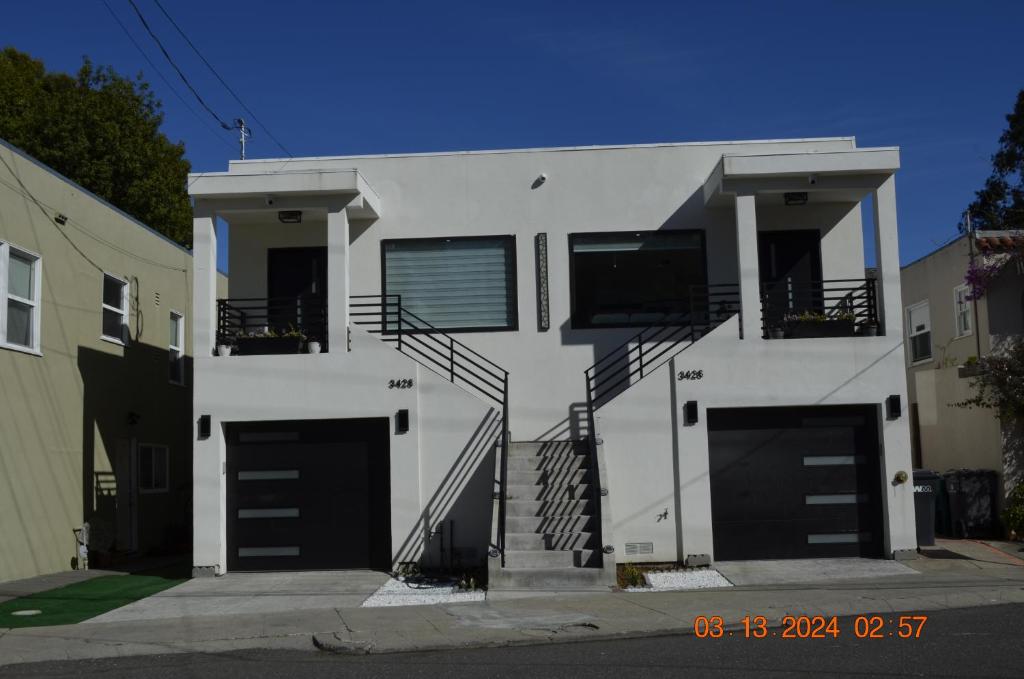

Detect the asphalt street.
xmin=4 ymin=603 xmax=1021 ymax=678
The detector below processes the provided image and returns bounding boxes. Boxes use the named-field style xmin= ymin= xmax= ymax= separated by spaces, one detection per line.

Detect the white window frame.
xmin=138 ymin=443 xmax=169 ymax=494
xmin=953 ymin=284 xmax=973 ymax=338
xmin=906 ymin=300 xmax=932 ymax=365
xmin=101 ymin=272 xmax=129 ymax=345
xmin=169 ymin=310 xmax=185 ymax=386
xmin=0 ymin=241 xmax=43 ymax=356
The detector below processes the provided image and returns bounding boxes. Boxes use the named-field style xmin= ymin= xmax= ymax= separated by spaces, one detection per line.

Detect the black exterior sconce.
xmin=684 ymin=400 xmax=699 ymax=426
xmin=886 ymin=395 xmax=902 ymax=420
xmin=198 ymin=414 xmax=211 ymax=440
xmin=396 ymin=409 xmax=410 ymax=434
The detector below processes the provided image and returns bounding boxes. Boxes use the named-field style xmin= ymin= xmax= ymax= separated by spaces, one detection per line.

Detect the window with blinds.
xmin=906 ymin=301 xmax=931 ymax=363
xmin=382 ymin=236 xmax=517 ymax=331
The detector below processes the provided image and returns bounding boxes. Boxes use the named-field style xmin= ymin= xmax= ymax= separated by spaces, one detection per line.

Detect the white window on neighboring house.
xmin=953 ymin=284 xmax=972 ymax=337
xmin=906 ymin=301 xmax=932 ymax=364
xmin=138 ymin=444 xmax=169 ymax=493
xmin=102 ymin=273 xmax=128 ymax=344
xmin=169 ymin=311 xmax=184 ymax=385
xmin=0 ymin=242 xmax=42 ymax=354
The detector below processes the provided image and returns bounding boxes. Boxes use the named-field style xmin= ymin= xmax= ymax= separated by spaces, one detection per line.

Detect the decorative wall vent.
xmin=154 ymin=291 xmax=161 ymax=307
xmin=624 ymin=542 xmax=654 ymax=556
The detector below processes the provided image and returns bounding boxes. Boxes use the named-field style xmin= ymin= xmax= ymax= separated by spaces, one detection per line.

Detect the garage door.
xmin=226 ymin=418 xmax=391 ymax=571
xmin=708 ymin=406 xmax=884 ymax=560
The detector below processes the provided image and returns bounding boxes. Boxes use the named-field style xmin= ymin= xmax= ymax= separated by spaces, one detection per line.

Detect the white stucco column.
xmin=872 ymin=175 xmax=902 ymax=337
xmin=327 ymin=207 xmax=350 ymax=350
xmin=734 ymin=192 xmax=762 ymax=339
xmin=192 ymin=204 xmax=217 ymax=356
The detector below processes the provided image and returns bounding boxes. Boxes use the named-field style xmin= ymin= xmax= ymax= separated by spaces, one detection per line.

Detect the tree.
xmin=0 ymin=48 xmax=192 ymax=245
xmin=965 ymin=89 xmax=1024 ymax=232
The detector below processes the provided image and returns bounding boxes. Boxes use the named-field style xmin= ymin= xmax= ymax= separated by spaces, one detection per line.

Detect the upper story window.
xmin=953 ymin=284 xmax=972 ymax=337
xmin=382 ymin=236 xmax=517 ymax=332
xmin=569 ymin=230 xmax=706 ymax=328
xmin=906 ymin=301 xmax=932 ymax=364
xmin=169 ymin=311 xmax=184 ymax=385
xmin=1 ymin=242 xmax=42 ymax=354
xmin=102 ymin=273 xmax=128 ymax=344
xmin=138 ymin=444 xmax=169 ymax=493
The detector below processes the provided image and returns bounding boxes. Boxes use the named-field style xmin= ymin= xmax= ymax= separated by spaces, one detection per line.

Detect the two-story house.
xmin=189 ymin=137 xmax=916 ymax=589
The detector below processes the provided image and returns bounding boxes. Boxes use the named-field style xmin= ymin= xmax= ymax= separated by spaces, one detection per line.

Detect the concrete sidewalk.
xmin=1 ymin=551 xmax=1022 ymax=667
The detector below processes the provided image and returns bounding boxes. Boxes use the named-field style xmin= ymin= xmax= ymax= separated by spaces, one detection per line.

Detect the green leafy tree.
xmin=965 ymin=89 xmax=1024 ymax=231
xmin=0 ymin=47 xmax=192 ymax=245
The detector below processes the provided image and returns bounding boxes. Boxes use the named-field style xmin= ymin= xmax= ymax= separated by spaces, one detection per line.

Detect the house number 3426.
xmin=677 ymin=370 xmax=704 ymax=381
xmin=388 ymin=379 xmax=414 ymax=389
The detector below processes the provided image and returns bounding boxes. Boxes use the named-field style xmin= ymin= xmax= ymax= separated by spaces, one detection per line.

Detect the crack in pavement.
xmin=333 ymin=609 xmax=354 ymax=635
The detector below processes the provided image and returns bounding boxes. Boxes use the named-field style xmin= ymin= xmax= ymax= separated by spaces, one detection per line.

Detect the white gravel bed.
xmin=625 ymin=569 xmax=734 ymax=592
xmin=361 ymin=577 xmax=486 ymax=607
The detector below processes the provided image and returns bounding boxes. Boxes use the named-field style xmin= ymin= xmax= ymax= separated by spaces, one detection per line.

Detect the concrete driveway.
xmin=86 ymin=570 xmax=390 ymax=623
xmin=715 ymin=558 xmax=917 ymax=586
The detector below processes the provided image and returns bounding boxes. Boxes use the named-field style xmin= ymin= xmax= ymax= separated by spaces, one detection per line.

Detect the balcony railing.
xmin=760 ymin=278 xmax=879 ymax=339
xmin=216 ymin=296 xmax=327 ymax=354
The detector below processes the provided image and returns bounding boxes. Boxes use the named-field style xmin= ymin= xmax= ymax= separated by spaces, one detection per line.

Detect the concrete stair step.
xmin=504 ymin=515 xmax=596 ymax=534
xmin=505 ymin=498 xmax=595 ymax=518
xmin=505 ymin=483 xmax=592 ymax=501
xmin=508 ymin=441 xmax=588 ymax=459
xmin=505 ymin=532 xmax=596 ymax=551
xmin=506 ymin=455 xmax=589 ymax=472
xmin=489 ymin=566 xmax=611 ymax=591
xmin=503 ymin=549 xmax=599 ymax=569
xmin=506 ymin=468 xmax=590 ymax=486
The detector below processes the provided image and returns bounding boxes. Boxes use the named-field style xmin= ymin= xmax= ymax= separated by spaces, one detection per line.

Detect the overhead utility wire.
xmin=99 ymin=0 xmax=235 ymax=152
xmin=125 ymin=0 xmax=233 ymax=132
xmin=152 ymin=0 xmax=294 ymax=158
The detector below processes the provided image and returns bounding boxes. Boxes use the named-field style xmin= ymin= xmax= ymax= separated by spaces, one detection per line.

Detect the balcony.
xmin=216 ymin=296 xmax=327 ymax=355
xmin=760 ymin=278 xmax=879 ymax=339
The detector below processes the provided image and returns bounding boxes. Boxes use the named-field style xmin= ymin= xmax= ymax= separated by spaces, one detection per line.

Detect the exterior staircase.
xmin=490 ymin=440 xmax=611 ymax=590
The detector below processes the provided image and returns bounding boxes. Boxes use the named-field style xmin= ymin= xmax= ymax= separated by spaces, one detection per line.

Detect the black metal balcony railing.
xmin=585 ymin=283 xmax=740 ymax=411
xmin=760 ymin=278 xmax=879 ymax=339
xmin=216 ymin=296 xmax=327 ymax=354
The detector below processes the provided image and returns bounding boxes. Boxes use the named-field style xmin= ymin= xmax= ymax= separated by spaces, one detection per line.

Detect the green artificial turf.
xmin=0 ymin=574 xmax=184 ymax=628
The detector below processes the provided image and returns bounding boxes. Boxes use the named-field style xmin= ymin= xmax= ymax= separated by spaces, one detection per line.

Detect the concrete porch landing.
xmin=85 ymin=570 xmax=390 ymax=623
xmin=715 ymin=558 xmax=917 ymax=586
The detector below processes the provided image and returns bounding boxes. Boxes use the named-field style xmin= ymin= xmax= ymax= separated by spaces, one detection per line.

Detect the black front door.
xmin=267 ymin=247 xmax=327 ymax=342
xmin=758 ymin=230 xmax=822 ymax=325
xmin=708 ymin=405 xmax=884 ymax=560
xmin=226 ymin=418 xmax=391 ymax=571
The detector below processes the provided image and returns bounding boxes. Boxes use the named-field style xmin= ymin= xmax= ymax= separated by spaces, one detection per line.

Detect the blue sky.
xmin=5 ymin=1 xmax=1023 ymax=272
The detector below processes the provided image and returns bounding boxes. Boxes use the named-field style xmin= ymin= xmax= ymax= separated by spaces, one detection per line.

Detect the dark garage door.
xmin=708 ymin=406 xmax=884 ymax=560
xmin=226 ymin=418 xmax=391 ymax=571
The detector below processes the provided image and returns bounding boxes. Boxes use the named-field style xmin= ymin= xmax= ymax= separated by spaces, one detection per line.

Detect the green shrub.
xmin=619 ymin=563 xmax=646 ymax=588
xmin=1003 ymin=484 xmax=1024 ymax=538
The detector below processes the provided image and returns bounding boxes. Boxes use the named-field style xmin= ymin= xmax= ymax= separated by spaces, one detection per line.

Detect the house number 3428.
xmin=677 ymin=370 xmax=704 ymax=381
xmin=388 ymin=379 xmax=414 ymax=389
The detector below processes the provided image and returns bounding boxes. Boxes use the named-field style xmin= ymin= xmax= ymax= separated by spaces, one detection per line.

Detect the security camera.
xmin=264 ymin=195 xmax=275 ymax=206
xmin=808 ymin=175 xmax=818 ymax=186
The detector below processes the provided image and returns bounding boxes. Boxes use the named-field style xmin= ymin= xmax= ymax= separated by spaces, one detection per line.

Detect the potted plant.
xmin=768 ymin=325 xmax=785 ymax=340
xmin=235 ymin=326 xmax=306 ymax=355
xmin=858 ymin=320 xmax=879 ymax=337
xmin=216 ymin=342 xmax=233 ymax=356
xmin=784 ymin=310 xmax=856 ymax=339
xmin=307 ymin=337 xmax=322 ymax=354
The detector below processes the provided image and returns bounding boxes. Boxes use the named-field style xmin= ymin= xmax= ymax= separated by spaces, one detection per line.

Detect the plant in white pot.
xmin=307 ymin=337 xmax=321 ymax=354
xmin=216 ymin=341 xmax=234 ymax=356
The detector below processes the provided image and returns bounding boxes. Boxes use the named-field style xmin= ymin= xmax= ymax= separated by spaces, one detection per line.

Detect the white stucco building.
xmin=188 ymin=136 xmax=916 ymax=588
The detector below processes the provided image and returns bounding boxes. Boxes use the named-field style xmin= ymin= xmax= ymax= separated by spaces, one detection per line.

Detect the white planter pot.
xmin=216 ymin=345 xmax=233 ymax=357
xmin=308 ymin=341 xmax=321 ymax=354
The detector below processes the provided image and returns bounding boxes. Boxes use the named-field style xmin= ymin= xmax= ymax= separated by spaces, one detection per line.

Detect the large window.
xmin=169 ymin=311 xmax=184 ymax=385
xmin=102 ymin=273 xmax=128 ymax=343
xmin=138 ymin=444 xmax=169 ymax=493
xmin=906 ymin=301 xmax=932 ymax=364
xmin=953 ymin=284 xmax=972 ymax=338
xmin=382 ymin=236 xmax=517 ymax=332
xmin=569 ymin=230 xmax=707 ymax=328
xmin=0 ymin=242 xmax=42 ymax=353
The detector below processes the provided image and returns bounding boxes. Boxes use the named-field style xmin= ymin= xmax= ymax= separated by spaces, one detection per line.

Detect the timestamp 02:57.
xmin=693 ymin=614 xmax=928 ymax=639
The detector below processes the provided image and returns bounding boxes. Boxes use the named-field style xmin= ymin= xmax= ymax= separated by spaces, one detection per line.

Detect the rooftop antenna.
xmin=233 ymin=118 xmax=252 ymax=160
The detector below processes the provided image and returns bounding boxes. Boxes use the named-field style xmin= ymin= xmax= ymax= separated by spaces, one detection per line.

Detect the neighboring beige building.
xmin=901 ymin=231 xmax=1024 ymax=500
xmin=0 ymin=138 xmax=224 ymax=582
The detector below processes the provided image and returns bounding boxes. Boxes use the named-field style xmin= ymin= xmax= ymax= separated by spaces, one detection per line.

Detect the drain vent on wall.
xmin=624 ymin=542 xmax=654 ymax=556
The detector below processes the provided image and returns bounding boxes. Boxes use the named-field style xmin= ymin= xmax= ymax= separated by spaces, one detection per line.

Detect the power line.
xmin=99 ymin=0 xmax=235 ymax=152
xmin=125 ymin=0 xmax=233 ymax=132
xmin=151 ymin=0 xmax=294 ymax=158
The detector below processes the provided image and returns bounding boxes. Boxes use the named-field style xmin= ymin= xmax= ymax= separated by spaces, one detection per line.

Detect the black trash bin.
xmin=942 ymin=469 xmax=999 ymax=538
xmin=913 ymin=470 xmax=941 ymax=546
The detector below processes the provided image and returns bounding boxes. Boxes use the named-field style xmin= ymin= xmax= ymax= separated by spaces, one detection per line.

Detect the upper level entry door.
xmin=758 ymin=230 xmax=823 ymax=323
xmin=267 ymin=247 xmax=327 ymax=341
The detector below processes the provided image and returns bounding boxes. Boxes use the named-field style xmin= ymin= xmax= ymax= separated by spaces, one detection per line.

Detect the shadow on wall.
xmin=392 ymin=408 xmax=502 ymax=572
xmin=77 ymin=343 xmax=193 ymax=567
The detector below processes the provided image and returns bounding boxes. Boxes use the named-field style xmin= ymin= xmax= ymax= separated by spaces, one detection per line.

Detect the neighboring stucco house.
xmin=0 ymin=138 xmax=223 ymax=582
xmin=901 ymin=230 xmax=1024 ymax=503
xmin=189 ymin=136 xmax=915 ymax=589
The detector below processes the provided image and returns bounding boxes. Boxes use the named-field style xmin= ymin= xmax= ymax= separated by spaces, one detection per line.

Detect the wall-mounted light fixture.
xmin=396 ymin=409 xmax=410 ymax=434
xmin=684 ymin=400 xmax=699 ymax=426
xmin=277 ymin=210 xmax=302 ymax=224
xmin=886 ymin=394 xmax=902 ymax=420
xmin=198 ymin=415 xmax=211 ymax=440
xmin=784 ymin=192 xmax=808 ymax=206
